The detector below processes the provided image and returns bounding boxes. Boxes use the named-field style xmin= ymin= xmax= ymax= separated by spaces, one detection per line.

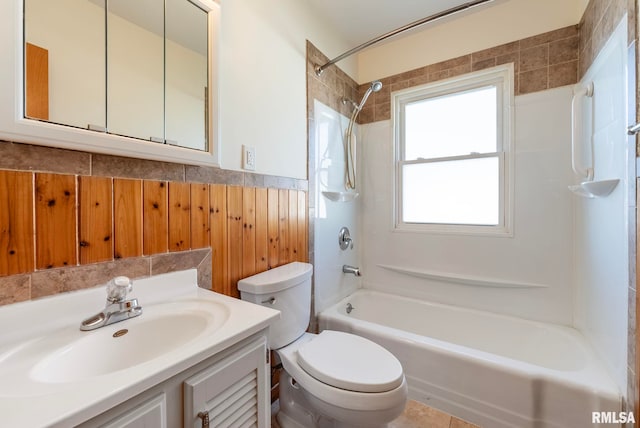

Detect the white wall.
xmin=358 ymin=86 xmax=575 ymax=325
xmin=25 ymin=0 xmax=356 ymax=178
xmin=312 ymin=100 xmax=360 ymax=313
xmin=573 ymin=19 xmax=629 ymax=396
xmin=217 ymin=0 xmax=355 ymax=179
xmin=357 ymin=0 xmax=585 ymax=83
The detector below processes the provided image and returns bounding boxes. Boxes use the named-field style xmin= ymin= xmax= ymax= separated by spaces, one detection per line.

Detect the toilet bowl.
xmin=238 ymin=262 xmax=408 ymax=428
xmin=276 ymin=332 xmax=408 ymax=428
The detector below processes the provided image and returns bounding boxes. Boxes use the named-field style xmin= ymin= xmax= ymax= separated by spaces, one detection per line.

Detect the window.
xmin=394 ymin=65 xmax=513 ymax=235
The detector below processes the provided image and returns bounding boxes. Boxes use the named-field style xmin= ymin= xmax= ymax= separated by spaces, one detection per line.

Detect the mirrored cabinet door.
xmin=24 ymin=0 xmax=106 ymax=130
xmin=165 ymin=0 xmax=208 ymax=151
xmin=23 ymin=0 xmax=213 ymax=153
xmin=107 ymin=0 xmax=164 ymax=142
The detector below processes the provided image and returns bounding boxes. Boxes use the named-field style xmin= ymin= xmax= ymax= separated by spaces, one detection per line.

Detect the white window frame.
xmin=393 ymin=64 xmax=514 ymax=236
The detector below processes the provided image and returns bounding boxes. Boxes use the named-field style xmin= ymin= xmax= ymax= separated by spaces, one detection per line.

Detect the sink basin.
xmin=26 ymin=300 xmax=229 ymax=384
xmin=0 ymin=268 xmax=281 ymax=427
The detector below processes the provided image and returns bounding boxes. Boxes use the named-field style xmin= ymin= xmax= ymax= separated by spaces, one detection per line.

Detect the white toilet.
xmin=238 ymin=262 xmax=407 ymax=428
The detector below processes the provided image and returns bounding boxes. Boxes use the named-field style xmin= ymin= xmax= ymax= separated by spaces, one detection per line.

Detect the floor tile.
xmin=271 ymin=399 xmax=481 ymax=427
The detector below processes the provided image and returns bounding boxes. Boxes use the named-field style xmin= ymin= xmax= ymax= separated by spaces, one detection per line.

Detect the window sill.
xmin=394 ymin=222 xmax=513 ymax=238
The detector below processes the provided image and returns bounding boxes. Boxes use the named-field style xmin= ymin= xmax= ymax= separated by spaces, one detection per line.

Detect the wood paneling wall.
xmin=0 ymin=169 xmax=308 ymax=298
xmin=0 ymin=171 xmax=34 ymax=275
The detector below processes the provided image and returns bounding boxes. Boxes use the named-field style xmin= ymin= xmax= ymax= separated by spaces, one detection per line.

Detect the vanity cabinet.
xmin=100 ymin=394 xmax=167 ymax=428
xmin=77 ymin=333 xmax=269 ymax=428
xmin=184 ymin=335 xmax=269 ymax=427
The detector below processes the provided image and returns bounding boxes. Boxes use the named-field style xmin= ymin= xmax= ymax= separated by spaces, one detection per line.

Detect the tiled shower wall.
xmin=306 ymin=41 xmax=360 ymax=219
xmin=579 ymin=0 xmax=633 ymax=78
xmin=355 ymin=24 xmax=581 ymax=124
xmin=305 ymin=41 xmax=360 ymax=331
xmin=0 ymin=141 xmax=308 ymax=305
xmin=577 ymin=0 xmax=638 ymax=420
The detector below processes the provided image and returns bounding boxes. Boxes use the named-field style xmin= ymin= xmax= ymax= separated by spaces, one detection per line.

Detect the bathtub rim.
xmin=318 ymin=288 xmax=620 ymax=403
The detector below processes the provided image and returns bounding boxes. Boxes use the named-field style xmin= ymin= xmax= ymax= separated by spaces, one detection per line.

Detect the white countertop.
xmin=0 ymin=269 xmax=280 ymax=427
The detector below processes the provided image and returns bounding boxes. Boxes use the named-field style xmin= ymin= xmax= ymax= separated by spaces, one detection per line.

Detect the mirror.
xmin=166 ymin=0 xmax=209 ymax=150
xmin=24 ymin=0 xmax=209 ymax=151
xmin=24 ymin=0 xmax=106 ymax=130
xmin=106 ymin=0 xmax=165 ymax=142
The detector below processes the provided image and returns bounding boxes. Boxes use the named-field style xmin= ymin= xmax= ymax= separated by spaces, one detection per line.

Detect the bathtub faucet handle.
xmin=338 ymin=227 xmax=354 ymax=250
xmin=342 ymin=265 xmax=361 ymax=277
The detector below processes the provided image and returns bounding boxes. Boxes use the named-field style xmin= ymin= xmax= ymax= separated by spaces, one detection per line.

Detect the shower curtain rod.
xmin=314 ymin=0 xmax=495 ymax=76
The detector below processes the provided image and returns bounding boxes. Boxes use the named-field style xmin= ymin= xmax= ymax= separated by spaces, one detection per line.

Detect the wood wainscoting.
xmin=0 ymin=169 xmax=308 ymax=299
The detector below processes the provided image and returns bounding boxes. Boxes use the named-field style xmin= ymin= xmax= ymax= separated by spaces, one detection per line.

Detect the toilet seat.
xmin=296 ymin=330 xmax=403 ymax=393
xmin=276 ymin=332 xmax=408 ymax=413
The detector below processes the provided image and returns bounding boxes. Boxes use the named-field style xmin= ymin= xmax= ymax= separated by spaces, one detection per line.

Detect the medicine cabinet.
xmin=0 ymin=0 xmax=219 ymax=166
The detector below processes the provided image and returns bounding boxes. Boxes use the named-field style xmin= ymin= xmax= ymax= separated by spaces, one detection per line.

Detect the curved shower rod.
xmin=314 ymin=0 xmax=495 ymax=76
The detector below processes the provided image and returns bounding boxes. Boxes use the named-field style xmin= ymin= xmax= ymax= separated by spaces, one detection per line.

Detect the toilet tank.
xmin=238 ymin=262 xmax=313 ymax=349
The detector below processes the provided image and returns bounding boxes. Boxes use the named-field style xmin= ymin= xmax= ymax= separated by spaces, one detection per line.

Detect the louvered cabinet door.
xmin=184 ymin=336 xmax=269 ymax=428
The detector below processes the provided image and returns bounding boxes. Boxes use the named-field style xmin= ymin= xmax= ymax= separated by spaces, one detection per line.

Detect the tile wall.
xmin=0 ymin=141 xmax=308 ymax=305
xmin=355 ymin=25 xmax=580 ymax=124
xmin=579 ymin=0 xmax=632 ymax=78
xmin=305 ymin=41 xmax=360 ymax=331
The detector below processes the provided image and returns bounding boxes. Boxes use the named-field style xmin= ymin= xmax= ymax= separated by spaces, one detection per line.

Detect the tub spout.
xmin=342 ymin=265 xmax=361 ymax=276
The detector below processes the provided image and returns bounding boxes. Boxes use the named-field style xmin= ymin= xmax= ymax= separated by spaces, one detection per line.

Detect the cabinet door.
xmin=165 ymin=0 xmax=209 ymax=150
xmin=100 ymin=394 xmax=167 ymax=428
xmin=184 ymin=336 xmax=269 ymax=428
xmin=107 ymin=0 xmax=164 ymax=142
xmin=24 ymin=0 xmax=106 ymax=130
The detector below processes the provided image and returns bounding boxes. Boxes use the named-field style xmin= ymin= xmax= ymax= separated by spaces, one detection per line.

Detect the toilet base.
xmin=276 ymin=371 xmax=400 ymax=428
xmin=277 ymin=371 xmax=315 ymax=428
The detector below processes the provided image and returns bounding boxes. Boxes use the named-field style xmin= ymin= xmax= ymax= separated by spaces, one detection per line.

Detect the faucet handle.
xmin=106 ymin=276 xmax=132 ymax=302
xmin=339 ymin=226 xmax=354 ymax=250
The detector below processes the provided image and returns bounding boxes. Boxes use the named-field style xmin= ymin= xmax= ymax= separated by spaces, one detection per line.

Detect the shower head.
xmin=356 ymin=80 xmax=383 ymax=111
xmin=344 ymin=80 xmax=381 ymax=190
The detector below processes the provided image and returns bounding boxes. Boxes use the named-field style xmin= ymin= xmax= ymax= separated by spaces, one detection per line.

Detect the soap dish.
xmin=568 ymin=179 xmax=619 ymax=198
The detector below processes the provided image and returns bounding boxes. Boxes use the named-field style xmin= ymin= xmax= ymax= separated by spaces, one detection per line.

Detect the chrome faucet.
xmin=342 ymin=265 xmax=361 ymax=277
xmin=338 ymin=227 xmax=354 ymax=250
xmin=80 ymin=276 xmax=142 ymax=331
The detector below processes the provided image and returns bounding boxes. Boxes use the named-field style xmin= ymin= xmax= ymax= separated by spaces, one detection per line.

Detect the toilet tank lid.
xmin=238 ymin=262 xmax=313 ymax=294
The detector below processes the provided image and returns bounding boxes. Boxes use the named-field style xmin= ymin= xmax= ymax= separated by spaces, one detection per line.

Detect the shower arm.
xmin=314 ymin=0 xmax=495 ymax=76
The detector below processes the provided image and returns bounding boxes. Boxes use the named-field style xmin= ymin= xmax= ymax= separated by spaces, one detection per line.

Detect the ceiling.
xmin=306 ymin=0 xmax=493 ymax=47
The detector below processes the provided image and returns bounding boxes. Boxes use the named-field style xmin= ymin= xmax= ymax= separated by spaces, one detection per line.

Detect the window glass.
xmin=394 ymin=65 xmax=512 ymax=234
xmin=404 ymin=86 xmax=497 ymax=161
xmin=402 ymin=157 xmax=500 ymax=225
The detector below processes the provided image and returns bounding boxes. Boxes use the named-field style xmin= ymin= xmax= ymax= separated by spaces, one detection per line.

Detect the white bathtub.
xmin=318 ymin=290 xmax=620 ymax=428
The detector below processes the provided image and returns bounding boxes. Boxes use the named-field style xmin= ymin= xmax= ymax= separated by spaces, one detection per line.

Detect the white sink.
xmin=29 ymin=300 xmax=229 ymax=383
xmin=0 ymin=269 xmax=280 ymax=427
